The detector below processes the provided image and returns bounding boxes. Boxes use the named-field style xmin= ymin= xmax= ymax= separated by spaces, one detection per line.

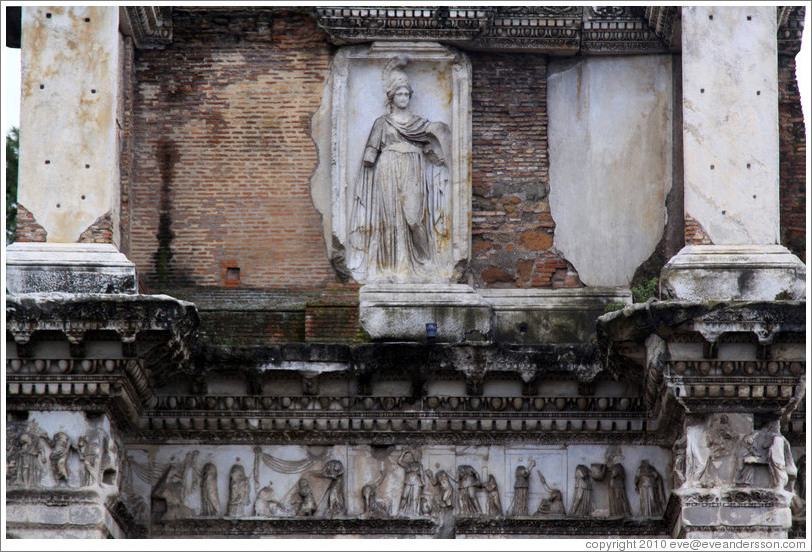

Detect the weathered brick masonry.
xmin=468 ymin=53 xmax=580 ymax=288
xmin=126 ymin=10 xmax=803 ymax=296
xmin=129 ymin=10 xmax=335 ymax=291
xmin=778 ymin=55 xmax=807 ymax=264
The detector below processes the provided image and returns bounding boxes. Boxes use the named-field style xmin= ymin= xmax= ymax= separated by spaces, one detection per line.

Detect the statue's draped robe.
xmin=349 ymin=113 xmax=449 ymax=281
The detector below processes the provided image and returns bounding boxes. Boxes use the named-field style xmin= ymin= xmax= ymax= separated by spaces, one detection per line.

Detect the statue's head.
xmin=383 ymin=57 xmax=413 ymax=110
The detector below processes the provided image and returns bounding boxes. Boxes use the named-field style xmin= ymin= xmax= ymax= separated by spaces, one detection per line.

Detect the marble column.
xmin=661 ymin=6 xmax=806 ymax=301
xmin=7 ymin=6 xmax=136 ymax=294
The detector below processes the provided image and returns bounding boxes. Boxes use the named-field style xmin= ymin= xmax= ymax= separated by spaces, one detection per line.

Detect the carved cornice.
xmin=598 ymin=301 xmax=806 ymax=421
xmin=644 ymin=6 xmax=680 ymax=51
xmin=312 ymin=6 xmax=803 ymax=56
xmin=312 ymin=7 xmax=492 ymax=44
xmin=471 ymin=6 xmax=582 ymax=54
xmin=119 ymin=6 xmax=173 ymax=49
xmin=582 ymin=6 xmax=667 ymax=54
xmin=777 ymin=6 xmax=807 ymax=56
xmin=6 ymin=294 xmax=198 ymax=383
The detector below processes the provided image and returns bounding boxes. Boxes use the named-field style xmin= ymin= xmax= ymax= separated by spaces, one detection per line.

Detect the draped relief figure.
xmin=634 ymin=460 xmax=666 ymax=517
xmin=76 ymin=436 xmax=99 ymax=487
xmin=348 ymin=57 xmax=451 ymax=283
xmin=456 ymin=465 xmax=483 ymax=516
xmin=226 ymin=463 xmax=251 ymax=517
xmin=607 ymin=463 xmax=632 ymax=517
xmin=17 ymin=431 xmax=47 ymax=487
xmin=507 ymin=459 xmax=535 ymax=517
xmin=152 ymin=452 xmax=199 ymax=520
xmin=571 ymin=464 xmax=594 ymax=517
xmin=319 ymin=459 xmax=347 ymax=518
xmin=483 ymin=474 xmax=503 ymax=518
xmin=200 ymin=463 xmax=219 ymax=517
xmin=535 ymin=470 xmax=566 ymax=517
xmin=426 ymin=467 xmax=455 ymax=512
xmin=291 ymin=478 xmax=318 ymax=517
xmin=397 ymin=449 xmax=425 ymax=516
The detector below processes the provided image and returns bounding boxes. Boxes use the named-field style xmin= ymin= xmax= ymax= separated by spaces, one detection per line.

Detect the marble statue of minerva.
xmin=348 ymin=56 xmax=451 ymax=283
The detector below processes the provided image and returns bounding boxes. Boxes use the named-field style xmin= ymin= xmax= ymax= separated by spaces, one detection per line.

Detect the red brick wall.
xmin=129 ymin=10 xmax=335 ymax=290
xmin=778 ymin=55 xmax=806 ymax=264
xmin=119 ymin=36 xmax=135 ymax=255
xmin=468 ymin=53 xmax=581 ymax=288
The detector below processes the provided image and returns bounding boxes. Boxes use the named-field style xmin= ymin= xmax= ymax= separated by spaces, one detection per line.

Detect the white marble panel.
xmin=548 ymin=55 xmax=672 ymax=287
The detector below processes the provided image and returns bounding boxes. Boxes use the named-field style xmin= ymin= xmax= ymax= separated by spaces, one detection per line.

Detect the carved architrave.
xmin=119 ymin=7 xmax=172 ymax=49
xmin=323 ymin=41 xmax=471 ymax=284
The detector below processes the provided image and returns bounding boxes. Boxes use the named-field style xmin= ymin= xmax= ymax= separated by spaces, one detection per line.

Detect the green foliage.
xmin=631 ymin=277 xmax=659 ymax=303
xmin=604 ymin=302 xmax=627 ymax=313
xmin=6 ymin=126 xmax=19 ymax=244
xmin=774 ymin=290 xmax=792 ymax=301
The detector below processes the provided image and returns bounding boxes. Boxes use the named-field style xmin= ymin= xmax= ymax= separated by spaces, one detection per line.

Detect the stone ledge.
xmin=480 ymin=287 xmax=632 ymax=343
xmin=6 ymin=242 xmax=138 ymax=294
xmin=359 ymin=284 xmax=491 ymax=344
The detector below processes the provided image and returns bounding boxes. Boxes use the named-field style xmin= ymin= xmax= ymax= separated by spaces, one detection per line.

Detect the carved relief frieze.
xmin=118 ymin=443 xmax=670 ymax=535
xmin=6 ymin=417 xmax=120 ymax=496
xmin=675 ymin=415 xmax=797 ymax=496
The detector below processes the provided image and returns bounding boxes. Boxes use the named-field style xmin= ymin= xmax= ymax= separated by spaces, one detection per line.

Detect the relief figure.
xmin=291 ymin=477 xmax=318 ymax=517
xmin=634 ymin=460 xmax=665 ymax=517
xmin=535 ymin=470 xmax=566 ymax=517
xmin=48 ymin=432 xmax=72 ymax=486
xmin=608 ymin=463 xmax=632 ymax=517
xmin=397 ymin=449 xmax=425 ymax=516
xmin=226 ymin=463 xmax=251 ymax=517
xmin=361 ymin=468 xmax=391 ymax=519
xmin=484 ymin=474 xmax=503 ymax=517
xmin=319 ymin=459 xmax=346 ymax=518
xmin=426 ymin=468 xmax=455 ymax=511
xmin=348 ymin=57 xmax=450 ymax=282
xmin=255 ymin=481 xmax=289 ymax=517
xmin=200 ymin=462 xmax=219 ymax=517
xmin=18 ymin=432 xmax=47 ymax=487
xmin=456 ymin=465 xmax=483 ymax=517
xmin=507 ymin=459 xmax=535 ymax=517
xmin=571 ymin=464 xmax=594 ymax=517
xmin=77 ymin=436 xmax=99 ymax=487
xmin=152 ymin=456 xmax=196 ymax=520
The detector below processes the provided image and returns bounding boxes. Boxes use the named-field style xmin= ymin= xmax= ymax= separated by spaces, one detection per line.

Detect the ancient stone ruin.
xmin=4 ymin=6 xmax=807 ymax=540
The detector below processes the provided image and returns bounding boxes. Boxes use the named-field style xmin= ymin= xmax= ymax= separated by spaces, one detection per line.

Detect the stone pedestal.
xmin=661 ymin=245 xmax=806 ymax=301
xmin=359 ymin=284 xmax=491 ymax=343
xmin=6 ymin=243 xmax=137 ymax=294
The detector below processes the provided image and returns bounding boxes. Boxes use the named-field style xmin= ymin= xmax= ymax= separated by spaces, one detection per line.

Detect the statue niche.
xmin=348 ymin=57 xmax=451 ymax=283
xmin=317 ymin=42 xmax=472 ymax=285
